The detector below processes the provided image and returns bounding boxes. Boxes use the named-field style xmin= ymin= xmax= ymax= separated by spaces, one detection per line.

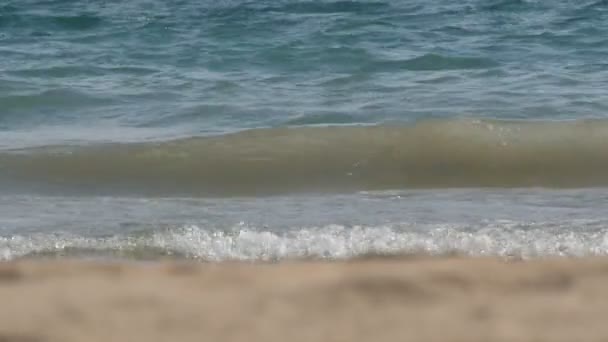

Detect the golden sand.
xmin=0 ymin=256 xmax=607 ymax=342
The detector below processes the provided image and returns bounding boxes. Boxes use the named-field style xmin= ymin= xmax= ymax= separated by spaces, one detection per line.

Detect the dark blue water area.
xmin=1 ymin=0 xmax=608 ymax=146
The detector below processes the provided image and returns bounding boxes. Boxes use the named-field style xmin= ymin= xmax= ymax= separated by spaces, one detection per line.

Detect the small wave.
xmin=585 ymin=0 xmax=608 ymax=10
xmin=52 ymin=14 xmax=102 ymax=30
xmin=2 ymin=119 xmax=608 ymax=195
xmin=0 ymin=89 xmax=112 ymax=113
xmin=285 ymin=113 xmax=360 ymax=125
xmin=8 ymin=65 xmax=158 ymax=79
xmin=366 ymin=54 xmax=499 ymax=72
xmin=0 ymin=12 xmax=102 ymax=31
xmin=3 ymin=223 xmax=608 ymax=261
xmin=206 ymin=0 xmax=389 ymax=20
xmin=8 ymin=66 xmax=104 ymax=78
xmin=275 ymin=1 xmax=389 ymax=14
xmin=482 ymin=0 xmax=530 ymax=11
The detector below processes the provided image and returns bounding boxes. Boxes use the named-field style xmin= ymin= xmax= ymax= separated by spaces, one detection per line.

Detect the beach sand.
xmin=0 ymin=256 xmax=607 ymax=342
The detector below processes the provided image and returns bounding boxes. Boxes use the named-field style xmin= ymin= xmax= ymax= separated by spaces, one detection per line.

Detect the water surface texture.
xmin=1 ymin=0 xmax=608 ymax=260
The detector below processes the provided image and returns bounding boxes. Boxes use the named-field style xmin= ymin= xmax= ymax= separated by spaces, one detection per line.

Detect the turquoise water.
xmin=2 ymin=0 xmax=608 ymax=146
xmin=2 ymin=0 xmax=608 ymax=260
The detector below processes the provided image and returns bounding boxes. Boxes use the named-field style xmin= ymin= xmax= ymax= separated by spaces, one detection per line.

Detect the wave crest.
xmin=3 ymin=222 xmax=608 ymax=261
xmin=2 ymin=119 xmax=608 ymax=195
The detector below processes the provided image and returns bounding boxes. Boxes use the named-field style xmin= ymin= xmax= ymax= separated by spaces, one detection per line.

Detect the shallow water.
xmin=2 ymin=0 xmax=608 ymax=260
xmin=2 ymin=189 xmax=608 ymax=261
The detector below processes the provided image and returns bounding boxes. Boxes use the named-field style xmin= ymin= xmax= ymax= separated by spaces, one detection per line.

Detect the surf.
xmin=1 ymin=119 xmax=608 ymax=196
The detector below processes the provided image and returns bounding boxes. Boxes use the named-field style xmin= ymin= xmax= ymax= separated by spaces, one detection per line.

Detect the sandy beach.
xmin=0 ymin=256 xmax=607 ymax=342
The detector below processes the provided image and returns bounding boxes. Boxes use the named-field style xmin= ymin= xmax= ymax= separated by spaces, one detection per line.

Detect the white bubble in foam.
xmin=2 ymin=221 xmax=608 ymax=261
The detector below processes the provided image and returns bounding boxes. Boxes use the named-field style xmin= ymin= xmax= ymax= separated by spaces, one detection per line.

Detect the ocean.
xmin=2 ymin=0 xmax=608 ymax=261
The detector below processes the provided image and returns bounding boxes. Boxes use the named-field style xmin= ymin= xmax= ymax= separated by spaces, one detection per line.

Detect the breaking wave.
xmin=2 ymin=119 xmax=608 ymax=195
xmin=3 ymin=222 xmax=608 ymax=261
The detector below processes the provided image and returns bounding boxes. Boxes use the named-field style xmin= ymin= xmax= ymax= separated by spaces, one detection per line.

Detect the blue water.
xmin=2 ymin=0 xmax=608 ymax=147
xmin=2 ymin=0 xmax=608 ymax=261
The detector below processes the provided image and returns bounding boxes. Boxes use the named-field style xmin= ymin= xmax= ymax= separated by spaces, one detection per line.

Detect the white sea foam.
xmin=2 ymin=222 xmax=608 ymax=261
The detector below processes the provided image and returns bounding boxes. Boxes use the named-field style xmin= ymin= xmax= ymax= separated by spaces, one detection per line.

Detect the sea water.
xmin=2 ymin=0 xmax=608 ymax=260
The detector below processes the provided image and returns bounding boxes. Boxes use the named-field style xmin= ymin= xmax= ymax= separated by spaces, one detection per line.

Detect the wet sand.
xmin=0 ymin=256 xmax=607 ymax=342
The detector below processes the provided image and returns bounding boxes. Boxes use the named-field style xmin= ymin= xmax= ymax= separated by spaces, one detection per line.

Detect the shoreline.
xmin=1 ymin=256 xmax=607 ymax=341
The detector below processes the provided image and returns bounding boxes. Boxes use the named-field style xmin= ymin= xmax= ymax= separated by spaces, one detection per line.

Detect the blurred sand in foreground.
xmin=1 ymin=256 xmax=607 ymax=342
